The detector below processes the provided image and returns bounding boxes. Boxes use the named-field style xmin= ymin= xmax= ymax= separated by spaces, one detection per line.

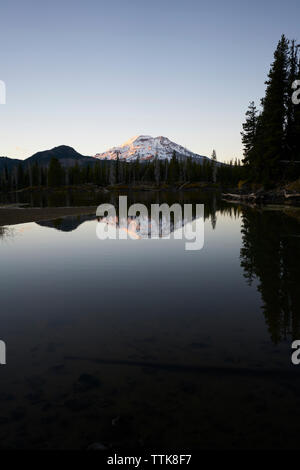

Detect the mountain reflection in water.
xmin=23 ymin=198 xmax=300 ymax=345
xmin=1 ymin=192 xmax=300 ymax=449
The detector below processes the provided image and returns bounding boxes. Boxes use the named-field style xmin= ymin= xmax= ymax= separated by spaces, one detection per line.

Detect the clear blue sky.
xmin=0 ymin=0 xmax=299 ymax=161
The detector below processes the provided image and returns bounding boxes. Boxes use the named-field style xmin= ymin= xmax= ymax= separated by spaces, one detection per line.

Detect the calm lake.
xmin=0 ymin=191 xmax=300 ymax=449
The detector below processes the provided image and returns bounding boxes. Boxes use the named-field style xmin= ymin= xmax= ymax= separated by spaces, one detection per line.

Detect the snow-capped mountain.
xmin=94 ymin=135 xmax=209 ymax=163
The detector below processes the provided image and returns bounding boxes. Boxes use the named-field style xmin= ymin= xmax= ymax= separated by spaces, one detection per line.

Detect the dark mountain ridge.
xmin=0 ymin=145 xmax=96 ymax=172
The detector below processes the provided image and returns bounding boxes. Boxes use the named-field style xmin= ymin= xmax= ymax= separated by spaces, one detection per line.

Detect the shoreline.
xmin=1 ymin=201 xmax=300 ymax=229
xmin=1 ymin=184 xmax=300 ymax=227
xmin=0 ymin=182 xmax=220 ymax=194
xmin=222 ymin=189 xmax=300 ymax=205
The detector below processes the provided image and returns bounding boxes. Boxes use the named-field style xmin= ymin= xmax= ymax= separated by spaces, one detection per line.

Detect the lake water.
xmin=0 ymin=191 xmax=300 ymax=449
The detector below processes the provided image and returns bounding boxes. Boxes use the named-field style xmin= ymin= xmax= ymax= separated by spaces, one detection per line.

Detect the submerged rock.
xmin=64 ymin=398 xmax=92 ymax=412
xmin=87 ymin=442 xmax=108 ymax=451
xmin=74 ymin=373 xmax=101 ymax=392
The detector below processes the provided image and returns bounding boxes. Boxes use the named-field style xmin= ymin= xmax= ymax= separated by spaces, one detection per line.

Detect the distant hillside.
xmin=26 ymin=145 xmax=95 ymax=167
xmin=0 ymin=146 xmax=96 ymax=171
xmin=0 ymin=156 xmax=23 ymax=172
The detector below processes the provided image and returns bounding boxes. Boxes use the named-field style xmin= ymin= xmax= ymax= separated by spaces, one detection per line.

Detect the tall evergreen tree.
xmin=154 ymin=154 xmax=160 ymax=185
xmin=48 ymin=157 xmax=63 ymax=187
xmin=115 ymin=152 xmax=120 ymax=183
xmin=257 ymin=35 xmax=290 ymax=182
xmin=286 ymin=41 xmax=300 ymax=166
xmin=211 ymin=149 xmax=217 ymax=183
xmin=293 ymin=53 xmax=300 ymax=165
xmin=241 ymin=101 xmax=258 ymax=167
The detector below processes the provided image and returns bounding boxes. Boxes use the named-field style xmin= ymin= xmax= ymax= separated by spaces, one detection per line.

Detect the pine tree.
xmin=48 ymin=158 xmax=63 ymax=187
xmin=115 ymin=152 xmax=120 ymax=183
xmin=32 ymin=162 xmax=39 ymax=186
xmin=241 ymin=102 xmax=258 ymax=166
xmin=17 ymin=163 xmax=24 ymax=188
xmin=294 ymin=53 xmax=300 ymax=165
xmin=241 ymin=36 xmax=293 ymax=183
xmin=258 ymin=35 xmax=290 ymax=182
xmin=286 ymin=41 xmax=300 ymax=167
xmin=109 ymin=162 xmax=116 ymax=185
xmin=154 ymin=154 xmax=160 ymax=186
xmin=134 ymin=157 xmax=140 ymax=183
xmin=168 ymin=150 xmax=179 ymax=183
xmin=211 ymin=149 xmax=217 ymax=183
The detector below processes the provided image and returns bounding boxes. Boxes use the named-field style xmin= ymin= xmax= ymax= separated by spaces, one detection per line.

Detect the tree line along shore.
xmin=1 ymin=35 xmax=300 ymax=202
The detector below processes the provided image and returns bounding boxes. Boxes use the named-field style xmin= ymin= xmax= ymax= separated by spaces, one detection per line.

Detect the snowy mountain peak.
xmin=94 ymin=135 xmax=209 ymax=163
xmin=121 ymin=135 xmax=153 ymax=147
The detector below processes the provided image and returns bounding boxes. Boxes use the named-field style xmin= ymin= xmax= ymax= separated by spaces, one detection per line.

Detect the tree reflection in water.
xmin=240 ymin=208 xmax=300 ymax=344
xmin=0 ymin=225 xmax=15 ymax=241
